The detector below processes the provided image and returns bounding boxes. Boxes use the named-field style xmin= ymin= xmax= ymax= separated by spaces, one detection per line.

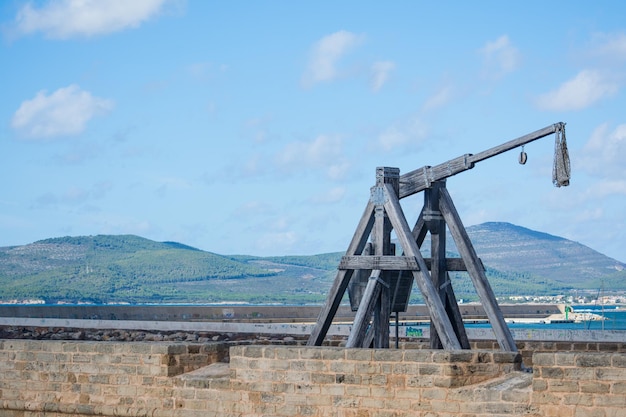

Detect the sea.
xmin=467 ymin=305 xmax=626 ymax=331
xmin=1 ymin=303 xmax=626 ymax=331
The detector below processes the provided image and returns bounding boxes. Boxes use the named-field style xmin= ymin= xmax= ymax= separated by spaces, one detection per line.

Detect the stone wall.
xmin=0 ymin=339 xmax=625 ymax=417
xmin=532 ymin=351 xmax=626 ymax=417
xmin=0 ymin=339 xmax=229 ymax=416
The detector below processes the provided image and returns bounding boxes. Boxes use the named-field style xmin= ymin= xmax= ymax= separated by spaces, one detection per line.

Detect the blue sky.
xmin=1 ymin=1 xmax=625 ymax=262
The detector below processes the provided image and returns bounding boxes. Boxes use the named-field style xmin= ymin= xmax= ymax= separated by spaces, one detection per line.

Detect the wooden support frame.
xmin=308 ymin=166 xmax=517 ymax=353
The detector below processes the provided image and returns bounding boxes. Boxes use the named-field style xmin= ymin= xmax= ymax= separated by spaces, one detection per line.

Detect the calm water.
xmin=467 ymin=305 xmax=626 ymax=331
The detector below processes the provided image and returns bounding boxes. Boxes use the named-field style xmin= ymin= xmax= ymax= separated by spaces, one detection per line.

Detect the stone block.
xmin=361 ymin=374 xmax=387 ymax=386
xmin=419 ymin=363 xmax=442 ymax=376
xmin=332 ymin=393 xmax=360 ymax=408
xmin=392 ymin=362 xmax=419 ymax=375
xmin=355 ymin=361 xmax=381 ymax=374
xmin=311 ymin=372 xmax=335 ymax=384
xmin=533 ymin=353 xmax=556 ymax=366
xmin=347 ymin=348 xmax=373 ymax=361
xmin=420 ymin=386 xmax=446 ymax=400
xmin=432 ymin=350 xmax=474 ymax=363
xmin=598 ymin=395 xmax=626 ymax=407
xmin=369 ymin=385 xmax=390 ymax=398
xmin=429 ymin=399 xmax=460 ymax=412
xmin=329 ymin=361 xmax=356 ymax=374
xmin=406 ymin=374 xmax=433 ymax=388
xmin=571 ymin=342 xmax=589 ymax=351
xmin=594 ymin=368 xmax=626 ymax=382
xmin=572 ymin=406 xmax=607 ymax=417
xmin=474 ymin=340 xmax=495 ymax=349
xmin=243 ymin=345 xmax=265 ymax=358
xmin=303 ymin=359 xmax=328 ymax=372
xmin=373 ymin=349 xmax=403 ymax=362
xmin=71 ymin=353 xmax=92 ymax=363
xmin=562 ymin=367 xmax=596 ymax=382
xmin=563 ymin=393 xmax=594 ymax=406
xmin=576 ymin=354 xmax=611 ymax=368
xmin=532 ymin=391 xmax=563 ymax=405
xmin=548 ymin=379 xmax=580 ymax=393
xmin=319 ymin=383 xmax=344 ymax=396
xmin=611 ymin=381 xmax=626 ymax=394
xmin=344 ymin=384 xmax=370 ymax=397
xmin=611 ymin=354 xmax=626 ymax=368
xmin=598 ymin=343 xmax=619 ymax=352
xmin=580 ymin=381 xmax=611 ymax=394
xmin=320 ymin=347 xmax=346 ymax=361
xmin=229 ymin=345 xmax=245 ymax=357
xmin=275 ymin=347 xmax=299 ymax=360
xmin=540 ymin=366 xmax=564 ymax=379
xmin=502 ymin=388 xmax=531 ymax=404
xmin=402 ymin=349 xmax=432 ymax=362
xmin=387 ymin=374 xmax=406 ymax=388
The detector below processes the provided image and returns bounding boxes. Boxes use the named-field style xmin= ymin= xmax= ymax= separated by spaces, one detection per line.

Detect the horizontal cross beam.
xmin=339 ymin=256 xmax=479 ymax=271
xmin=339 ymin=256 xmax=419 ymax=270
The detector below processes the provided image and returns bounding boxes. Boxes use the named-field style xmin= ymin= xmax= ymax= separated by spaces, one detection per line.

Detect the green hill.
xmin=452 ymin=222 xmax=626 ymax=295
xmin=0 ymin=235 xmax=277 ymax=304
xmin=0 ymin=223 xmax=624 ymax=304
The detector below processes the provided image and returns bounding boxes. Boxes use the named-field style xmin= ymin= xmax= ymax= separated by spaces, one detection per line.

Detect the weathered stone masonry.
xmin=1 ymin=339 xmax=625 ymax=417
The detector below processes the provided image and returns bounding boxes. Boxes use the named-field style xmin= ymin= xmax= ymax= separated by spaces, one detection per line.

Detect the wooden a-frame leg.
xmin=409 ymin=201 xmax=470 ymax=349
xmin=382 ymin=183 xmax=461 ymax=350
xmin=439 ymin=187 xmax=517 ymax=352
xmin=346 ymin=270 xmax=383 ymax=348
xmin=307 ymin=201 xmax=376 ymax=346
xmin=443 ymin=273 xmax=471 ymax=349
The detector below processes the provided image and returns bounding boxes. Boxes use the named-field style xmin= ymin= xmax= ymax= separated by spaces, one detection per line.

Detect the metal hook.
xmin=519 ymin=145 xmax=527 ymax=165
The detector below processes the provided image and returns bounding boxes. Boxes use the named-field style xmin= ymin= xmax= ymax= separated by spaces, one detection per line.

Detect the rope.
xmin=552 ymin=123 xmax=571 ymax=187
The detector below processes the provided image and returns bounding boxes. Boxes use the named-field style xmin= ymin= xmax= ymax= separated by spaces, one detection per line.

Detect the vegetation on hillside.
xmin=0 ymin=235 xmax=276 ymax=304
xmin=1 ymin=223 xmax=624 ymax=304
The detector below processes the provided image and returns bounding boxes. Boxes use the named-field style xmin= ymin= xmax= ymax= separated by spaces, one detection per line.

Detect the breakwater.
xmin=0 ymin=303 xmax=561 ymax=322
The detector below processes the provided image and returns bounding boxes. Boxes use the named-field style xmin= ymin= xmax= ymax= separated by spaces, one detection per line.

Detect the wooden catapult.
xmin=308 ymin=123 xmax=570 ymax=351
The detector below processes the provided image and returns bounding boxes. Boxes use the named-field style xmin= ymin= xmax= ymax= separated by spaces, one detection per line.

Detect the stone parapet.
xmin=532 ymin=351 xmax=626 ymax=417
xmin=1 ymin=339 xmax=625 ymax=417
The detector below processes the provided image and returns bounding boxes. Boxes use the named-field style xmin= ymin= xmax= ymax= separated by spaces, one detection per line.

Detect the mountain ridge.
xmin=1 ymin=222 xmax=624 ymax=304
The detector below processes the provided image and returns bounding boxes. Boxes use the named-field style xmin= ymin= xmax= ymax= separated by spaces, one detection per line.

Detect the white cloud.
xmin=275 ymin=134 xmax=342 ymax=166
xmin=588 ymin=32 xmax=626 ymax=62
xmin=233 ymin=201 xmax=273 ymax=217
xmin=242 ymin=115 xmax=274 ymax=144
xmin=536 ymin=70 xmax=619 ymax=111
xmin=326 ymin=161 xmax=351 ymax=181
xmin=590 ymin=181 xmax=626 ymax=198
xmin=12 ymin=0 xmax=172 ymax=39
xmin=11 ymin=84 xmax=114 ymax=140
xmin=255 ymin=230 xmax=298 ymax=253
xmin=273 ymin=135 xmax=350 ymax=179
xmin=302 ymin=30 xmax=364 ymax=87
xmin=310 ymin=187 xmax=346 ymax=204
xmin=155 ymin=176 xmax=193 ymax=195
xmin=34 ymin=181 xmax=112 ymax=208
xmin=479 ymin=35 xmax=521 ymax=79
xmin=370 ymin=61 xmax=395 ymax=92
xmin=578 ymin=123 xmax=626 ymax=177
xmin=422 ymin=84 xmax=454 ymax=111
xmin=186 ymin=61 xmax=228 ymax=80
xmin=375 ymin=115 xmax=428 ymax=152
